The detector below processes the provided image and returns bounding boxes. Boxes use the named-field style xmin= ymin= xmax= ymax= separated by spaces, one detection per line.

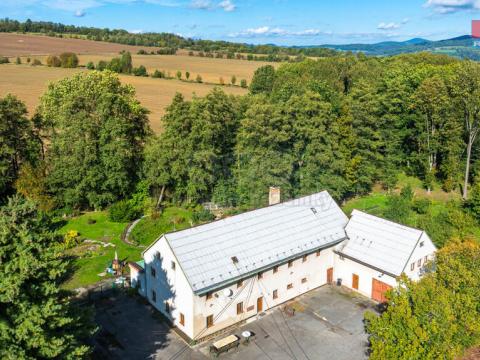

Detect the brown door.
xmin=352 ymin=274 xmax=359 ymax=290
xmin=327 ymin=267 xmax=333 ymax=284
xmin=257 ymin=297 xmax=263 ymax=313
xmin=372 ymin=279 xmax=392 ymax=303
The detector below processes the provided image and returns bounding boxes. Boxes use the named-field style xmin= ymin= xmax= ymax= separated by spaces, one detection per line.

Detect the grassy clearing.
xmin=130 ymin=207 xmax=194 ymax=246
xmin=58 ymin=207 xmax=194 ymax=289
xmin=58 ymin=211 xmax=139 ymax=289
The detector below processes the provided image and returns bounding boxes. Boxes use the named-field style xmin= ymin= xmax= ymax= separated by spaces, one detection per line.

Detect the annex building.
xmin=130 ymin=189 xmax=436 ymax=341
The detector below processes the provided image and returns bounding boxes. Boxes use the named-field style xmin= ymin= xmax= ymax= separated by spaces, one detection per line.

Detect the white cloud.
xmin=424 ymin=0 xmax=480 ymax=13
xmin=74 ymin=9 xmax=86 ymax=16
xmin=189 ymin=0 xmax=211 ymax=9
xmin=129 ymin=29 xmax=144 ymax=34
xmin=229 ymin=26 xmax=330 ymax=38
xmin=218 ymin=0 xmax=235 ymax=11
xmin=377 ymin=22 xmax=401 ymax=30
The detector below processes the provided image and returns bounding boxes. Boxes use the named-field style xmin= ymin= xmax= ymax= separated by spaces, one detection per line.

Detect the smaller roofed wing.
xmin=166 ymin=191 xmax=348 ymax=294
xmin=339 ymin=210 xmax=424 ymax=276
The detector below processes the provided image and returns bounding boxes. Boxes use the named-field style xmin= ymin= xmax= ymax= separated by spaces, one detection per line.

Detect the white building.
xmin=130 ymin=190 xmax=436 ymax=341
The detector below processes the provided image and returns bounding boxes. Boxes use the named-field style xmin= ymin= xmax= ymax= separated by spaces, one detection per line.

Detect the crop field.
xmin=0 ymin=32 xmax=161 ymax=56
xmin=0 ymin=64 xmax=247 ymax=132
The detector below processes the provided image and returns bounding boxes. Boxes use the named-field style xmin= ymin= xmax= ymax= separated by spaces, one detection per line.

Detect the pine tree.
xmin=0 ymin=196 xmax=95 ymax=359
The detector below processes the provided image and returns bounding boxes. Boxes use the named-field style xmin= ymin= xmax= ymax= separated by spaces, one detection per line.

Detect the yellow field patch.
xmin=0 ymin=64 xmax=247 ymax=133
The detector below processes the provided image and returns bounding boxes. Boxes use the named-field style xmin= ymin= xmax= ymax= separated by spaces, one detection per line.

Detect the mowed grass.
xmin=0 ymin=64 xmax=247 ymax=132
xmin=58 ymin=211 xmax=139 ymax=289
xmin=58 ymin=207 xmax=194 ymax=289
xmin=130 ymin=207 xmax=194 ymax=246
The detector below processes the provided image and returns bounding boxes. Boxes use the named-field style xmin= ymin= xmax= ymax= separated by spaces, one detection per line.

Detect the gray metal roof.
xmin=165 ymin=191 xmax=348 ymax=294
xmin=338 ymin=210 xmax=423 ymax=276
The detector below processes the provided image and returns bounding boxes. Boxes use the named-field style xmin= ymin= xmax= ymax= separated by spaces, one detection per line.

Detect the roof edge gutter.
xmin=194 ymin=237 xmax=346 ymax=296
xmin=334 ymin=250 xmax=399 ymax=279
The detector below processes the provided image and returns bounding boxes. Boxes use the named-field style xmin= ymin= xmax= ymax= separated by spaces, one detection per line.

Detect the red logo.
xmin=472 ymin=20 xmax=480 ymax=38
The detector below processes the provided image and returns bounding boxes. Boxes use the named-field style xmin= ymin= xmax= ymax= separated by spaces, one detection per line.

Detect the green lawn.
xmin=130 ymin=207 xmax=194 ymax=246
xmin=58 ymin=211 xmax=140 ymax=289
xmin=58 ymin=207 xmax=194 ymax=289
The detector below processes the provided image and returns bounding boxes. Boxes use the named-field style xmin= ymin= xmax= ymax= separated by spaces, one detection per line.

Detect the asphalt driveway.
xmin=93 ymin=286 xmax=377 ymax=360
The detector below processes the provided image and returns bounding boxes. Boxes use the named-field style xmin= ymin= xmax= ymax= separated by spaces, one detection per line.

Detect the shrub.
xmin=46 ymin=55 xmax=61 ymax=67
xmin=108 ymin=199 xmax=141 ymax=223
xmin=192 ymin=209 xmax=215 ymax=224
xmin=151 ymin=69 xmax=164 ymax=78
xmin=59 ymin=52 xmax=79 ymax=68
xmin=97 ymin=60 xmax=108 ymax=71
xmin=231 ymin=75 xmax=237 ymax=85
xmin=0 ymin=57 xmax=10 ymax=64
xmin=31 ymin=59 xmax=42 ymax=66
xmin=185 ymin=71 xmax=190 ymax=80
xmin=137 ymin=49 xmax=147 ymax=55
xmin=240 ymin=79 xmax=247 ymax=88
xmin=26 ymin=57 xmax=31 ymax=63
xmin=86 ymin=61 xmax=95 ymax=70
xmin=412 ymin=198 xmax=431 ymax=214
xmin=196 ymin=74 xmax=202 ymax=83
xmin=63 ymin=230 xmax=80 ymax=248
xmin=188 ymin=51 xmax=194 ymax=56
xmin=15 ymin=57 xmax=21 ymax=64
xmin=133 ymin=65 xmax=148 ymax=76
xmin=176 ymin=70 xmax=182 ymax=79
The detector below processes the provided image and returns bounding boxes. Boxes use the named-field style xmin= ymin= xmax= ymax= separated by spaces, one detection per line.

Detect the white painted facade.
xmin=142 ymin=238 xmax=337 ymax=340
xmin=131 ymin=192 xmax=437 ymax=341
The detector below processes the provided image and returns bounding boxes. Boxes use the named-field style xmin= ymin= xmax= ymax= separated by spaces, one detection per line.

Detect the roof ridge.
xmin=351 ymin=209 xmax=423 ymax=233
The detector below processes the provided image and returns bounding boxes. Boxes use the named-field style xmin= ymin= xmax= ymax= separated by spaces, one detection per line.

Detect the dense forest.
xmin=0 ymin=18 xmax=337 ymax=57
xmin=2 ymin=50 xmax=480 ymax=358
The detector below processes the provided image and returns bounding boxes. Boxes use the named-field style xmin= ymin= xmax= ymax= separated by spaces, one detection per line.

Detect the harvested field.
xmin=0 ymin=33 xmax=161 ymax=56
xmin=0 ymin=64 xmax=247 ymax=132
xmin=76 ymin=54 xmax=271 ymax=84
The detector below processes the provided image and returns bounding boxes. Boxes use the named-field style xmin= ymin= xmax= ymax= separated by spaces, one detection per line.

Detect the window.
xmin=151 ymin=290 xmax=156 ymax=302
xmin=273 ymin=266 xmax=279 ymax=274
xmin=288 ymin=260 xmax=293 ymax=268
xmin=206 ymin=292 xmax=213 ymax=300
xmin=171 ymin=261 xmax=176 ymax=270
xmin=287 ymin=283 xmax=293 ymax=290
xmin=237 ymin=280 xmax=243 ymax=288
xmin=301 ymin=277 xmax=307 ymax=284
xmin=417 ymin=259 xmax=422 ymax=267
xmin=273 ymin=289 xmax=278 ymax=299
xmin=151 ymin=267 xmax=156 ymax=278
xmin=302 ymin=255 xmax=308 ymax=263
xmin=316 ymin=250 xmax=321 ymax=257
xmin=424 ymin=255 xmax=428 ymax=264
xmin=410 ymin=262 xmax=415 ymax=271
xmin=206 ymin=315 xmax=214 ymax=328
xmin=258 ymin=272 xmax=263 ymax=280
xmin=180 ymin=313 xmax=185 ymax=326
xmin=165 ymin=302 xmax=170 ymax=314
xmin=154 ymin=251 xmax=161 ymax=259
xmin=420 ymin=241 xmax=425 ymax=247
xmin=236 ymin=302 xmax=243 ymax=315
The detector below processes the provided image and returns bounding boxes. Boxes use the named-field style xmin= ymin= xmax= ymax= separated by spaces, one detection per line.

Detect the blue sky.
xmin=1 ymin=0 xmax=480 ymax=45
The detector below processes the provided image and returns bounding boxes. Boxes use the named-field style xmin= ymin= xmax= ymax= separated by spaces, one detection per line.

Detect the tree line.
xmin=0 ymin=18 xmax=337 ymax=58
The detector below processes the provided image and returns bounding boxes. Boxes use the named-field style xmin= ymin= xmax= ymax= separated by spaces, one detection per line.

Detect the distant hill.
xmin=321 ymin=35 xmax=480 ymax=60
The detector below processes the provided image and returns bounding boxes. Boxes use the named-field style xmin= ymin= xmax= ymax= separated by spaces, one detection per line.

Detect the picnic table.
xmin=209 ymin=334 xmax=240 ymax=357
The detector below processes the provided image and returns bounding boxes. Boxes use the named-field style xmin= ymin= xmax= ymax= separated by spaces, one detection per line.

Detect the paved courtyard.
xmin=93 ymin=285 xmax=377 ymax=360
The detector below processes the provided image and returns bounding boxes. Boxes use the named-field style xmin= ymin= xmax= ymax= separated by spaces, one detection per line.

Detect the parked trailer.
xmin=209 ymin=335 xmax=240 ymax=358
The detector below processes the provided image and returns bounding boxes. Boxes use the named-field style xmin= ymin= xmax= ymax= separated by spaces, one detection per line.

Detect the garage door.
xmin=371 ymin=279 xmax=392 ymax=303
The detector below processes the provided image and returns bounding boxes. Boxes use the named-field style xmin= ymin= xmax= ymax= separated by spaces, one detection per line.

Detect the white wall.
xmin=190 ymin=245 xmax=336 ymax=340
xmin=403 ymin=232 xmax=436 ymax=281
xmin=144 ymin=236 xmax=195 ymax=338
xmin=334 ymin=255 xmax=397 ymax=299
xmin=129 ymin=265 xmax=146 ymax=297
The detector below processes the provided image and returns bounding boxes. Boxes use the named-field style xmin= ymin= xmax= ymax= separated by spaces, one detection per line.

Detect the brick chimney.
xmin=269 ymin=187 xmax=281 ymax=206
